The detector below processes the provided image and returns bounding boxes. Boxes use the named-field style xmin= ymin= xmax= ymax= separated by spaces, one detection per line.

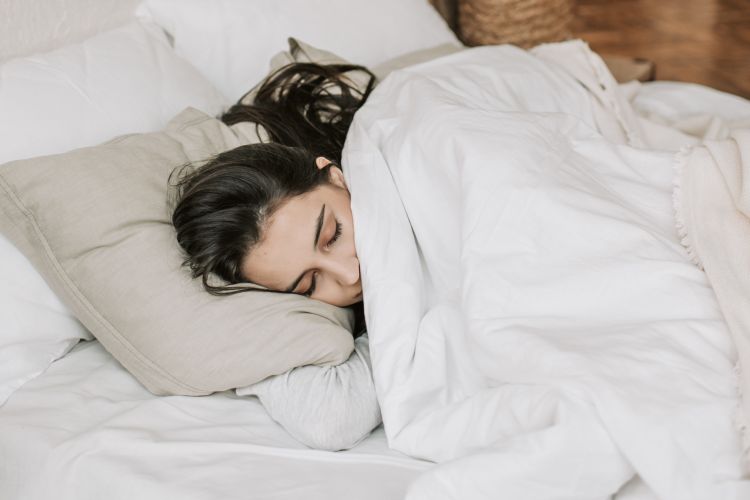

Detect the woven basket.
xmin=458 ymin=0 xmax=573 ymax=48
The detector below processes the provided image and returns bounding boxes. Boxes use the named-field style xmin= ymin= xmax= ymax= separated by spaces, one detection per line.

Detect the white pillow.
xmin=137 ymin=0 xmax=461 ymax=102
xmin=0 ymin=21 xmax=226 ymax=164
xmin=0 ymin=20 xmax=226 ymax=406
xmin=0 ymin=237 xmax=90 ymax=404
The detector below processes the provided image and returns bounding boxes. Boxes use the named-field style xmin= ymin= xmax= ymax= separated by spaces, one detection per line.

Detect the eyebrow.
xmin=284 ymin=204 xmax=326 ymax=293
xmin=313 ymin=204 xmax=326 ymax=250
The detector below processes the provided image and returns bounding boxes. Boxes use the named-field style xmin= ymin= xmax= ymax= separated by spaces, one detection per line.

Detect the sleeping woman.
xmin=168 ymin=43 xmax=750 ymax=496
xmin=170 ymin=62 xmax=381 ymax=451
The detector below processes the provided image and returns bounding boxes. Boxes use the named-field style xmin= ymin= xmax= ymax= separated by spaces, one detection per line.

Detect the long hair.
xmin=170 ymin=62 xmax=374 ymax=335
xmin=222 ymin=62 xmax=375 ymax=163
xmin=170 ymin=143 xmax=331 ymax=295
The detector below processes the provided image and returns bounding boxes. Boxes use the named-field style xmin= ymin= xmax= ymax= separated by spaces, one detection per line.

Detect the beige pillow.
xmin=370 ymin=43 xmax=464 ymax=80
xmin=239 ymin=38 xmax=464 ymax=106
xmin=0 ymin=107 xmax=355 ymax=396
xmin=279 ymin=37 xmax=464 ymax=82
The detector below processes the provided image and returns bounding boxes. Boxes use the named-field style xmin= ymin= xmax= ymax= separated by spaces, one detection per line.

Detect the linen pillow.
xmin=230 ymin=38 xmax=463 ymax=158
xmin=0 ymin=21 xmax=227 ymax=405
xmin=0 ymin=107 xmax=355 ymax=396
xmin=236 ymin=38 xmax=375 ymax=107
xmin=136 ymin=0 xmax=461 ymax=102
xmin=370 ymin=43 xmax=465 ymax=81
xmin=240 ymin=37 xmax=464 ymax=106
xmin=277 ymin=38 xmax=464 ymax=84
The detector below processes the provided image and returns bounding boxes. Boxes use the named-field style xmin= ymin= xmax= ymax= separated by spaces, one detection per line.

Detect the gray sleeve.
xmin=235 ymin=334 xmax=381 ymax=451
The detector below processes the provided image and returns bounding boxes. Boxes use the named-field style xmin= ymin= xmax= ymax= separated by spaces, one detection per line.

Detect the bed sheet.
xmin=0 ymin=340 xmax=430 ymax=500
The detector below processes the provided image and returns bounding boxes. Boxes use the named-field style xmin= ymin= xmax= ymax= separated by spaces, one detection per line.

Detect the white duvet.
xmin=342 ymin=42 xmax=750 ymax=499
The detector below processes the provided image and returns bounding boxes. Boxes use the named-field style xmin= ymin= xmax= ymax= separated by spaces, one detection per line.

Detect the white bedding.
xmin=343 ymin=43 xmax=750 ymax=499
xmin=0 ymin=340 xmax=429 ymax=500
xmin=4 ymin=31 xmax=750 ymax=498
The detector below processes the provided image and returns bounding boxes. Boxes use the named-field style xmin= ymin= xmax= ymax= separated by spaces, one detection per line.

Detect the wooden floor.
xmin=571 ymin=0 xmax=750 ymax=99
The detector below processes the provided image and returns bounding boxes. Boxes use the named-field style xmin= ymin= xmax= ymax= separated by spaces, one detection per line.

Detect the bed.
xmin=0 ymin=2 xmax=451 ymax=499
xmin=1 ymin=1 xmax=749 ymax=499
xmin=0 ymin=340 xmax=428 ymax=500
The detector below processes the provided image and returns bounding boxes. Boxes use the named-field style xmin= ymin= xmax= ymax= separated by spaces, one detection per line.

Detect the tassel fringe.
xmin=673 ymin=145 xmax=750 ymax=472
xmin=671 ymin=146 xmax=703 ymax=269
xmin=733 ymin=362 xmax=750 ymax=472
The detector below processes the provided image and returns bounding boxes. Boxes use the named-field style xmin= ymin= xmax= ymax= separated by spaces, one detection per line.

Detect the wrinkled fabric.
xmin=237 ymin=334 xmax=381 ymax=451
xmin=674 ymin=130 xmax=750 ymax=464
xmin=343 ymin=43 xmax=749 ymax=499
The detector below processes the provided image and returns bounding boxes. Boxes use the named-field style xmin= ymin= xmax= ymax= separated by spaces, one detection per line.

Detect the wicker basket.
xmin=458 ymin=0 xmax=573 ymax=48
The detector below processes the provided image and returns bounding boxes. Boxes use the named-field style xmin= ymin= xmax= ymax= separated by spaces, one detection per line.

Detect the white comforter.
xmin=342 ymin=42 xmax=750 ymax=499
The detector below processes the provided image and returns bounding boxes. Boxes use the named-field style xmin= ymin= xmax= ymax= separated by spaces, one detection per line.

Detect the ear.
xmin=316 ymin=156 xmax=348 ymax=190
xmin=327 ymin=165 xmax=347 ymax=190
xmin=315 ymin=156 xmax=331 ymax=169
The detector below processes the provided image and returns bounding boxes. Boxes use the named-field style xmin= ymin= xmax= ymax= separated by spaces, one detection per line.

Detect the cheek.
xmin=339 ymin=224 xmax=357 ymax=260
xmin=316 ymin=280 xmax=344 ymax=306
xmin=338 ymin=204 xmax=357 ymax=251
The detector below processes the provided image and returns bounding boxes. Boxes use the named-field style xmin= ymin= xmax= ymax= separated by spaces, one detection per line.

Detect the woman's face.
xmin=240 ymin=158 xmax=362 ymax=307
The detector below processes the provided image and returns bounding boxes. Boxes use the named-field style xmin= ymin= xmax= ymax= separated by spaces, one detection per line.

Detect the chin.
xmin=318 ymin=288 xmax=363 ymax=308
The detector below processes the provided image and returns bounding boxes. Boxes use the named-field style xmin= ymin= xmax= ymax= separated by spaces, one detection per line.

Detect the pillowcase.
xmin=240 ymin=37 xmax=464 ymax=105
xmin=237 ymin=38 xmax=375 ymax=106
xmin=0 ymin=107 xmax=356 ymax=397
xmin=136 ymin=0 xmax=461 ymax=102
xmin=0 ymin=236 xmax=91 ymax=405
xmin=230 ymin=37 xmax=463 ymax=162
xmin=370 ymin=43 xmax=465 ymax=81
xmin=0 ymin=21 xmax=227 ymax=405
xmin=0 ymin=21 xmax=226 ymax=165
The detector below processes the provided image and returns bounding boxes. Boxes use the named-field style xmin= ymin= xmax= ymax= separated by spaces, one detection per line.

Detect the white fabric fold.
xmin=343 ymin=42 xmax=750 ymax=499
xmin=674 ymin=130 xmax=750 ymax=464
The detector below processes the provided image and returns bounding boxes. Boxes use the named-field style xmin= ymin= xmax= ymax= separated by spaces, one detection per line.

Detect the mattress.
xmin=0 ymin=340 xmax=430 ymax=500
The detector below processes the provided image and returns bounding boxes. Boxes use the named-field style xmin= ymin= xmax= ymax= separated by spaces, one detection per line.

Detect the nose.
xmin=326 ymin=255 xmax=360 ymax=286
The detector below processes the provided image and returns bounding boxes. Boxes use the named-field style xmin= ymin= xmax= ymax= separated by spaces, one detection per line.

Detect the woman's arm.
xmin=236 ymin=334 xmax=381 ymax=451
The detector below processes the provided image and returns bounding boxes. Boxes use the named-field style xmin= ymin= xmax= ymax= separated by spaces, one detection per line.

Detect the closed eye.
xmin=303 ymin=220 xmax=341 ymax=297
xmin=327 ymin=220 xmax=342 ymax=249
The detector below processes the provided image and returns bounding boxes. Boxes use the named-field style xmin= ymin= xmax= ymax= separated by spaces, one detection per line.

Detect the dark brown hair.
xmin=170 ymin=62 xmax=375 ymax=334
xmin=222 ymin=62 xmax=375 ymax=163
